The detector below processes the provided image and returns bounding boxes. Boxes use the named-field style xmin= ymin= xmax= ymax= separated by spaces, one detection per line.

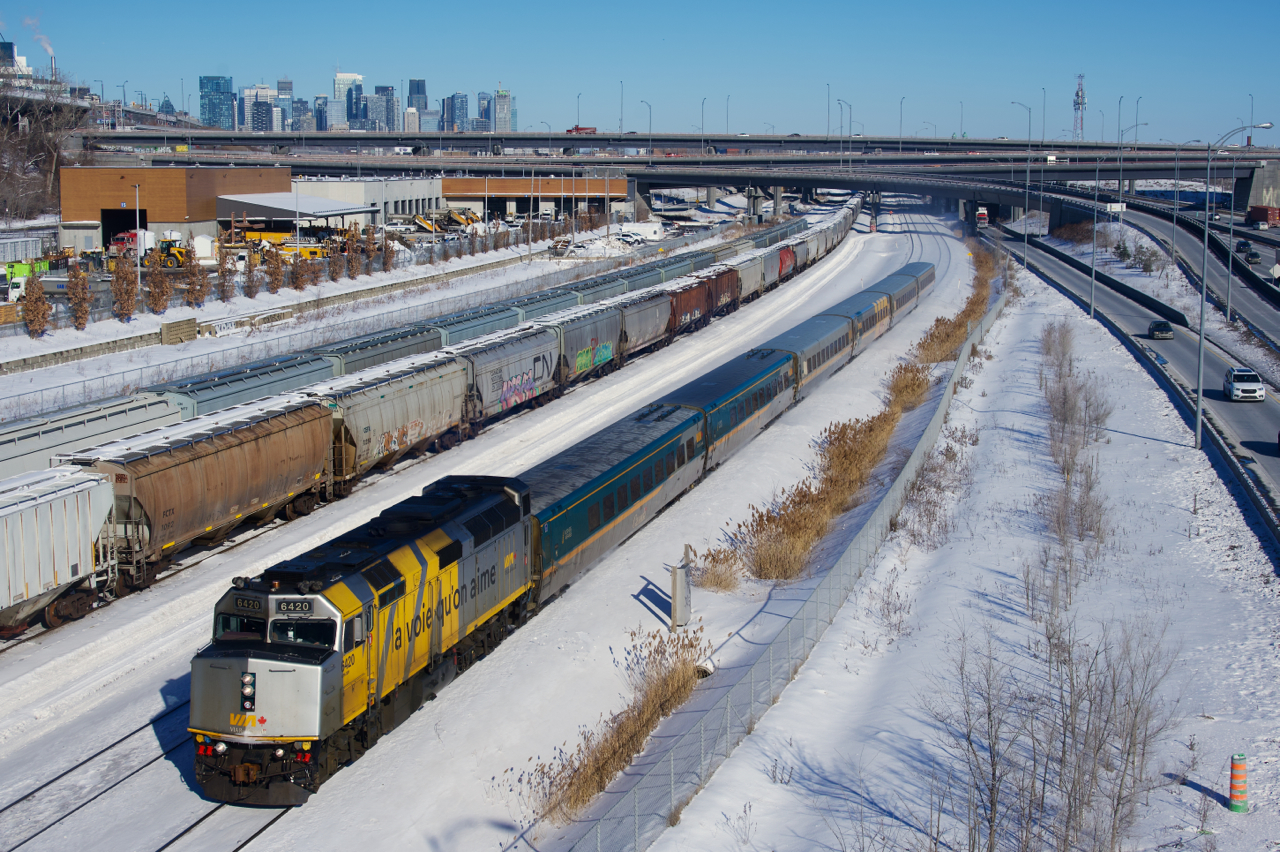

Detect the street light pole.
xmin=899 ymin=97 xmax=905 ymax=153
xmin=576 ymin=93 xmax=581 ymax=129
xmin=1135 ymin=96 xmax=1142 ymax=143
xmin=960 ymin=100 xmax=963 ymax=138
xmin=1041 ymin=87 xmax=1045 ymax=145
xmin=726 ymin=94 xmax=730 ymax=135
xmin=1161 ymin=138 xmax=1200 ymax=273
xmin=133 ymin=184 xmax=142 ymax=308
xmin=1197 ymin=121 xmax=1274 ymax=449
xmin=1013 ymin=102 xmax=1031 ymax=264
xmin=619 ymin=81 xmax=623 ymax=134
xmin=641 ymin=100 xmax=652 ymax=163
xmin=826 ymin=83 xmax=830 ymax=139
xmin=1090 ymin=158 xmax=1100 ymax=318
xmin=701 ymin=97 xmax=706 ymax=154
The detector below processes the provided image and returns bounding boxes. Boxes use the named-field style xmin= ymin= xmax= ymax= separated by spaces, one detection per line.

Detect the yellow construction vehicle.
xmin=141 ymin=235 xmax=188 ymax=269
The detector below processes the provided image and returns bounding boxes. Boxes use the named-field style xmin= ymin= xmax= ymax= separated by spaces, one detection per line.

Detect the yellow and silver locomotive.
xmin=188 ymin=476 xmax=534 ymax=805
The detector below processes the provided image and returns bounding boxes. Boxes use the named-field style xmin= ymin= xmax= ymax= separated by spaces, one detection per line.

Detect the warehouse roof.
xmin=216 ymin=192 xmax=376 ymax=222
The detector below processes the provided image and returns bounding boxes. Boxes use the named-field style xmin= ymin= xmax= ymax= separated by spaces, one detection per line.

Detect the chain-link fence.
xmin=0 ymin=226 xmax=730 ymax=422
xmin=553 ymin=288 xmax=1010 ymax=852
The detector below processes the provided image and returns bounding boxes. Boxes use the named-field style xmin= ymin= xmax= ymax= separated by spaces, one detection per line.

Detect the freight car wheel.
xmin=39 ymin=600 xmax=65 ymax=630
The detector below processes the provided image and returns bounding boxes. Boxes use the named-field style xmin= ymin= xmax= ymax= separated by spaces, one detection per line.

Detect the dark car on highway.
xmin=1247 ymin=250 xmax=1263 ymax=265
xmin=1148 ymin=320 xmax=1174 ymax=340
xmin=1236 ymin=239 xmax=1252 ymax=253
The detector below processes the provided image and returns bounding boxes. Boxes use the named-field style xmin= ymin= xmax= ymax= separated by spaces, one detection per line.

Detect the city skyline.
xmin=17 ymin=0 xmax=1280 ymax=143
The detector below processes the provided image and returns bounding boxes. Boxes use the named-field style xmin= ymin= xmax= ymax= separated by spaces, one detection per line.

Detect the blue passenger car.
xmin=656 ymin=349 xmax=794 ymax=469
xmin=524 ymin=403 xmax=704 ymax=600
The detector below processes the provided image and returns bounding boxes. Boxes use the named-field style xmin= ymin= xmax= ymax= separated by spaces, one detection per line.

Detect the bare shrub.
xmin=66 ymin=263 xmax=91 ymax=330
xmin=22 ymin=271 xmax=50 ymax=337
xmin=110 ymin=258 xmax=138 ymax=321
xmin=513 ymin=624 xmax=710 ymax=824
xmin=346 ymin=228 xmax=361 ymax=279
xmin=362 ymin=227 xmax=376 ymax=275
xmin=901 ymin=427 xmax=976 ymax=550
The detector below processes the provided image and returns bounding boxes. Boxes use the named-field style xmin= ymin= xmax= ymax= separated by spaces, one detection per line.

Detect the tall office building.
xmin=276 ymin=78 xmax=293 ymax=125
xmin=421 ymin=109 xmax=441 ymax=132
xmin=493 ymin=88 xmax=512 ymax=132
xmin=510 ymin=98 xmax=517 ymax=134
xmin=404 ymin=107 xmax=419 ymax=133
xmin=408 ymin=79 xmax=428 ymax=112
xmin=250 ymin=100 xmax=273 ymax=132
xmin=157 ymin=94 xmax=176 ymax=115
xmin=239 ymin=84 xmax=275 ymax=128
xmin=333 ymin=72 xmax=362 ymax=125
xmin=373 ymin=86 xmax=400 ymax=131
xmin=477 ymin=92 xmax=492 ymax=124
xmin=446 ymin=92 xmax=469 ymax=132
xmin=313 ymin=95 xmax=329 ymax=131
xmin=199 ymin=76 xmax=235 ymax=130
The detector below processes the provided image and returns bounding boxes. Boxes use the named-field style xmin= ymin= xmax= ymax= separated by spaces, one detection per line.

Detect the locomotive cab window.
xmin=271 ymin=618 xmax=338 ymax=649
xmin=343 ymin=614 xmax=365 ymax=653
xmin=215 ymin=613 xmax=266 ymax=642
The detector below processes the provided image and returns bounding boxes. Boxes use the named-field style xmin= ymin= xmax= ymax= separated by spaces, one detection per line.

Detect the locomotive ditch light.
xmin=274 ymin=748 xmax=285 ymax=758
xmin=242 ymin=700 xmax=253 ymax=710
xmin=214 ymin=742 xmax=228 ymax=754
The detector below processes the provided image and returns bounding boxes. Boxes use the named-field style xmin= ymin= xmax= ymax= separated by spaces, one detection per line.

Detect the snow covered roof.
xmin=216 ymin=192 xmax=376 ymax=221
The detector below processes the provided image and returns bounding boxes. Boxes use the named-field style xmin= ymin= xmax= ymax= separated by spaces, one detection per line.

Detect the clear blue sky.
xmin=16 ymin=0 xmax=1278 ymax=146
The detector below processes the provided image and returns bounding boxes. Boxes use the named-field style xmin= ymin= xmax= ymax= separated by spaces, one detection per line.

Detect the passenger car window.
xmin=666 ymin=452 xmax=676 ymax=476
xmin=588 ymin=503 xmax=601 ymax=532
xmin=676 ymin=443 xmax=686 ymax=467
xmin=643 ymin=468 xmax=654 ymax=491
xmin=603 ymin=494 xmax=615 ymax=523
xmin=631 ymin=475 xmax=643 ymax=502
xmin=686 ymin=438 xmax=695 ymax=459
xmin=617 ymin=485 xmax=629 ymax=511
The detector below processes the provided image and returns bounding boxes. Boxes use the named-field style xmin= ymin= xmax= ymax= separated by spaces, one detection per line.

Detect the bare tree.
xmin=21 ymin=271 xmax=50 ymax=337
xmin=265 ymin=245 xmax=285 ymax=294
xmin=242 ymin=249 xmax=261 ymax=299
xmin=181 ymin=231 xmax=209 ymax=307
xmin=215 ymin=238 xmax=235 ymax=302
xmin=144 ymin=259 xmax=171 ymax=314
xmin=0 ymin=70 xmax=86 ymax=220
xmin=110 ymin=256 xmax=138 ymax=320
xmin=66 ymin=262 xmax=91 ymax=330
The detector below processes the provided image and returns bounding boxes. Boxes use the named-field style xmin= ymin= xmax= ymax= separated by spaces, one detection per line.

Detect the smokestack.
xmin=49 ymin=54 xmax=54 ymax=80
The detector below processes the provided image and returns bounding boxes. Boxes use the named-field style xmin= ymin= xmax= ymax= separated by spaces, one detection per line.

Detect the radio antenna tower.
xmin=1072 ymin=75 xmax=1087 ymax=141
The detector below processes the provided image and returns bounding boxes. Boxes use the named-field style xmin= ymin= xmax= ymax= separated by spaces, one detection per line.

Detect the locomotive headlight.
xmin=214 ymin=742 xmax=228 ymax=754
xmin=242 ymin=684 xmax=255 ymax=696
xmin=241 ymin=673 xmax=254 ymax=685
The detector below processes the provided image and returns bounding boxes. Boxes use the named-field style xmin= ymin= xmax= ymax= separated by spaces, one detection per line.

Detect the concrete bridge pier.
xmin=772 ymin=187 xmax=782 ymax=220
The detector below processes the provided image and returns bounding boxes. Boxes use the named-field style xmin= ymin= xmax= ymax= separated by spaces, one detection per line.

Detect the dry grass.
xmin=513 ymin=624 xmax=710 ymax=824
xmin=887 ymin=362 xmax=931 ymax=411
xmin=690 ymin=547 xmax=742 ymax=592
xmin=911 ymin=242 xmax=996 ymax=365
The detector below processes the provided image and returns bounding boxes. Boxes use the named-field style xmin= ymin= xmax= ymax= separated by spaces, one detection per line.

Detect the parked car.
xmin=1223 ymin=367 xmax=1266 ymax=401
xmin=1246 ymin=250 xmax=1263 ymax=265
xmin=1148 ymin=320 xmax=1174 ymax=340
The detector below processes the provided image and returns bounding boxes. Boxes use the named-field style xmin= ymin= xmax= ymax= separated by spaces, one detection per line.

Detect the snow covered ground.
xmin=0 ymin=201 xmax=962 ymax=851
xmin=9 ymin=202 xmax=1274 ymax=852
xmin=650 ymin=265 xmax=1280 ymax=851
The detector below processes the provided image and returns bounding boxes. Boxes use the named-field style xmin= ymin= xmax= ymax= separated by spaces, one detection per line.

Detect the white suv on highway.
xmin=1223 ymin=367 xmax=1266 ymax=402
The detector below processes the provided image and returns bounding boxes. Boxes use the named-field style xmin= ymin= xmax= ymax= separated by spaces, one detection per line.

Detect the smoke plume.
xmin=22 ymin=16 xmax=53 ymax=57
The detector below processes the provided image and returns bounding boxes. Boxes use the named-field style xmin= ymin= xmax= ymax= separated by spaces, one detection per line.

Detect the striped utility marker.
xmin=1230 ymin=753 xmax=1249 ymax=813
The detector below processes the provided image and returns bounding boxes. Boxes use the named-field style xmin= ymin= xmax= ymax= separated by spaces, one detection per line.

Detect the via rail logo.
xmin=229 ymin=713 xmax=267 ymax=732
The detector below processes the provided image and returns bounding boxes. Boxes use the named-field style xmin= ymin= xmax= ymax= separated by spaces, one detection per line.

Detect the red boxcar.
xmin=778 ymin=246 xmax=796 ymax=281
xmin=665 ymin=277 xmax=711 ymax=334
xmin=698 ymin=265 xmax=740 ymax=317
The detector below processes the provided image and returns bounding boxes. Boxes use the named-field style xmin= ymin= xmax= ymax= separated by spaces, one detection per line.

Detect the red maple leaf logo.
xmin=258 ymin=716 xmax=267 ymax=726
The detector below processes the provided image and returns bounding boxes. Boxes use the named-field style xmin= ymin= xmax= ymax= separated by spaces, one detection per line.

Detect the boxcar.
xmin=0 ymin=467 xmax=114 ymax=629
xmin=305 ymin=353 xmax=467 ymax=488
xmin=0 ymin=394 xmax=182 ymax=480
xmin=778 ymin=245 xmax=797 ymax=281
xmin=729 ymin=254 xmax=766 ymax=303
xmin=756 ymin=315 xmax=853 ymax=397
xmin=147 ymin=354 xmax=335 ymax=420
xmin=425 ymin=306 xmax=521 ymax=345
xmin=503 ymin=289 xmax=582 ymax=321
xmin=524 ymin=402 xmax=704 ymax=600
xmin=54 ymin=396 xmax=331 ymax=583
xmin=656 ymin=349 xmax=794 ymax=469
xmin=698 ymin=265 xmax=740 ymax=316
xmin=446 ymin=326 xmax=561 ymax=422
xmin=535 ymin=304 xmax=624 ymax=383
xmin=612 ymin=290 xmax=673 ymax=358
xmin=663 ymin=276 xmax=711 ymax=334
xmin=310 ymin=325 xmax=443 ymax=376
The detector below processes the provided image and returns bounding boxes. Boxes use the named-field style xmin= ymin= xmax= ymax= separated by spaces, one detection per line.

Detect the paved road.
xmin=991 ymin=229 xmax=1280 ymax=498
